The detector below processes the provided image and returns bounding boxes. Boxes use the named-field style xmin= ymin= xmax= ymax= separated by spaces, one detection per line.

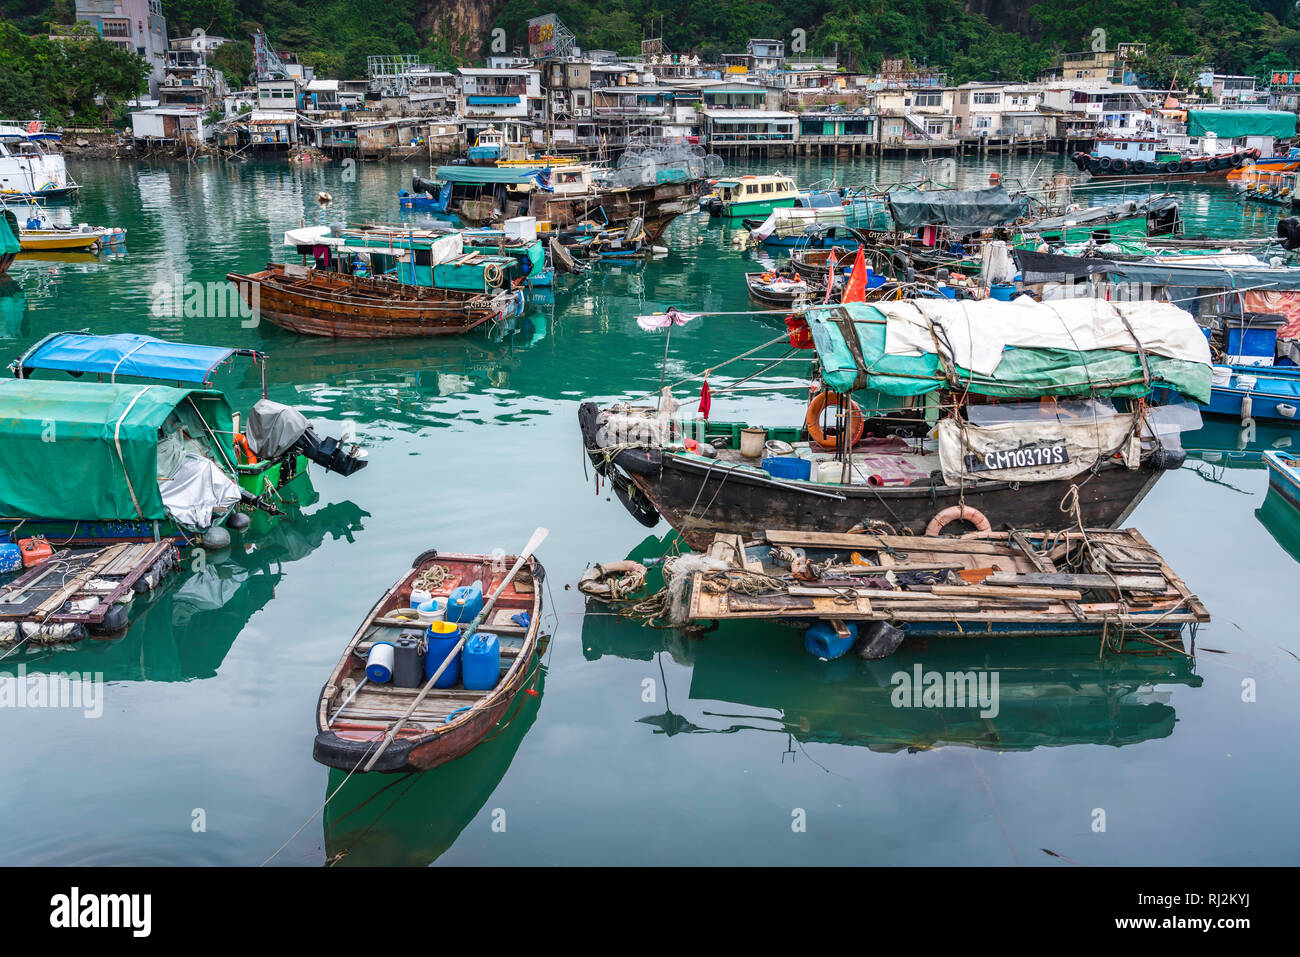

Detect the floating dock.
xmin=0 ymin=542 xmax=178 ymax=644
xmin=686 ymin=527 xmax=1209 ymax=654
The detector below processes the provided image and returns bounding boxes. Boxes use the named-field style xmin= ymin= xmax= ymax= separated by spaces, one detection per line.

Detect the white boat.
xmin=0 ymin=126 xmax=80 ymax=200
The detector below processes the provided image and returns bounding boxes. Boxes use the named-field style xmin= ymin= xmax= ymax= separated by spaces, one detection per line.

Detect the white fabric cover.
xmin=159 ymin=453 xmax=242 ymax=529
xmin=878 ymin=296 xmax=1212 ymax=377
xmin=937 ymin=412 xmax=1138 ymax=485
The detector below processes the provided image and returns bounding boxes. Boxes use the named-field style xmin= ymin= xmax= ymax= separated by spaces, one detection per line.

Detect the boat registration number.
xmin=967 ymin=442 xmax=1069 ymax=472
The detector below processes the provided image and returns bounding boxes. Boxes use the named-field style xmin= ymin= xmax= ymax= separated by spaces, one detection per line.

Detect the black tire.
xmin=1113 ymin=159 xmax=1128 ymax=174
xmin=1162 ymin=161 xmax=1176 ymax=174
xmin=1232 ymin=153 xmax=1245 ymax=168
xmin=411 ymin=548 xmax=439 ymax=569
xmin=1177 ymin=161 xmax=1191 ymax=173
xmin=1133 ymin=160 xmax=1147 ymax=173
xmin=1098 ymin=157 xmax=1112 ymax=171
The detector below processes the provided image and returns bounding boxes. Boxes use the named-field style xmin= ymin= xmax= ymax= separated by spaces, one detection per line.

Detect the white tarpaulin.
xmin=159 ymin=452 xmax=242 ymax=529
xmin=937 ymin=412 xmax=1139 ymax=485
xmin=877 ymin=297 xmax=1212 ymax=377
xmin=428 ymin=231 xmax=463 ymax=265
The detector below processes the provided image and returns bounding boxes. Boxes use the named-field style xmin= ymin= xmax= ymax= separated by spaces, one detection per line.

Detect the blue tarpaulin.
xmin=13 ymin=332 xmax=246 ymax=385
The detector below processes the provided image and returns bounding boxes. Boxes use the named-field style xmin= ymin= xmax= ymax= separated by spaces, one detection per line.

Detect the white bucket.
xmin=411 ymin=588 xmax=433 ymax=608
xmin=739 ymin=427 xmax=767 ymax=458
xmin=365 ymin=641 xmax=395 ymax=683
xmin=1211 ymin=365 xmax=1233 ymax=388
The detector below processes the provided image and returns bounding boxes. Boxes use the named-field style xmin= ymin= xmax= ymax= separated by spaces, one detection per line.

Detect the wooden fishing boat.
xmin=791 ymin=247 xmax=853 ymax=283
xmin=313 ymin=548 xmax=545 ymax=773
xmin=581 ymin=297 xmax=1210 ymax=547
xmin=227 ymin=262 xmax=515 ymax=338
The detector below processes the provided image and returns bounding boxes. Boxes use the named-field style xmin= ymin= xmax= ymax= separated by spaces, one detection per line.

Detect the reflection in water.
xmin=321 ymin=666 xmax=545 ymax=866
xmin=0 ymin=278 xmax=26 ymax=338
xmin=583 ymin=534 xmax=1202 ymax=755
xmin=0 ymin=496 xmax=369 ymax=683
xmin=1256 ymin=488 xmax=1300 ymax=565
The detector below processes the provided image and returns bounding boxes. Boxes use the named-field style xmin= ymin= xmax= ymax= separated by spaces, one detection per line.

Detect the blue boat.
xmin=1201 ymin=364 xmax=1300 ymax=423
xmin=1263 ymin=450 xmax=1300 ymax=511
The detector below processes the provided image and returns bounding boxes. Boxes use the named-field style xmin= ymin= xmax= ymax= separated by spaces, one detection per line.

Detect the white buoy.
xmin=317 ymin=191 xmax=333 ymax=204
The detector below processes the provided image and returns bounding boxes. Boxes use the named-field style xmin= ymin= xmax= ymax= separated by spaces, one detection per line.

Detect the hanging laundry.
xmin=699 ymin=375 xmax=712 ymax=419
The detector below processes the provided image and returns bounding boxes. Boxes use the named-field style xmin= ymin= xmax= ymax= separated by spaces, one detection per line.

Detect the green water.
xmin=2 ymin=154 xmax=1298 ymax=866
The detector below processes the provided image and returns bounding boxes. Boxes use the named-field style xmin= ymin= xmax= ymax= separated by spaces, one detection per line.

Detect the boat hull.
xmin=1074 ymin=149 xmax=1254 ymax=180
xmin=1264 ymin=451 xmax=1300 ymax=511
xmin=580 ymin=403 xmax=1169 ymax=550
xmin=227 ymin=265 xmax=503 ymax=339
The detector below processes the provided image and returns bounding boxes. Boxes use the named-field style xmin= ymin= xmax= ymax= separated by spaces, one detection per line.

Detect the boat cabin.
xmin=717 ymin=174 xmax=800 ymax=207
xmin=1092 ymin=137 xmax=1162 ymax=163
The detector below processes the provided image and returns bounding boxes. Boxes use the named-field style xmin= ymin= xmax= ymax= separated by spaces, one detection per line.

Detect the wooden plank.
xmin=763 ymin=529 xmax=1018 ymax=555
xmin=929 ymin=584 xmax=1084 ymax=600
xmin=32 ymin=545 xmax=127 ymax=618
xmin=984 ymin=572 xmax=1169 ymax=591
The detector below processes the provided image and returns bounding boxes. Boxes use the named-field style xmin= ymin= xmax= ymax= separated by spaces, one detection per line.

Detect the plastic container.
xmin=462 ymin=632 xmax=501 ymax=691
xmin=391 ymin=633 xmax=425 ymax=688
xmin=865 ymin=269 xmax=886 ymax=290
xmin=1211 ymin=365 xmax=1234 ymax=388
xmin=804 ymin=620 xmax=858 ymax=660
xmin=0 ymin=543 xmax=21 ymax=574
xmin=365 ymin=641 xmax=395 ymax=683
xmin=446 ymin=582 xmax=483 ymax=623
xmin=410 ymin=587 xmax=433 ymax=608
xmin=1224 ymin=316 xmax=1282 ymax=366
xmin=416 ymin=597 xmax=447 ymax=622
xmin=990 ymin=283 xmax=1017 ymax=302
xmin=762 ymin=455 xmax=812 ymax=481
xmin=424 ymin=621 xmax=462 ymax=687
xmin=739 ymin=427 xmax=767 ymax=458
xmin=18 ymin=538 xmax=53 ymax=568
xmin=937 ymin=283 xmax=957 ymax=300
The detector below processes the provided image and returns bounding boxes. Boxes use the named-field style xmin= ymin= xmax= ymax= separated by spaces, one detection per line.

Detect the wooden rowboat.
xmin=745 ymin=271 xmax=830 ymax=308
xmin=227 ymin=262 xmax=514 ymax=339
xmin=313 ymin=548 xmax=544 ymax=773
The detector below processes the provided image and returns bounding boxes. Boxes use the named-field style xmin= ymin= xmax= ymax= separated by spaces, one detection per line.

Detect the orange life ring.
xmin=234 ymin=432 xmax=258 ymax=465
xmin=925 ymin=505 xmax=992 ymax=537
xmin=26 ymin=120 xmax=40 ymax=135
xmin=805 ymin=391 xmax=864 ymax=451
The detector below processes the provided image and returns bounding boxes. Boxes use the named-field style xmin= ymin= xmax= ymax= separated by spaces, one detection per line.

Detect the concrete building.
xmin=75 ymin=0 xmax=169 ymax=95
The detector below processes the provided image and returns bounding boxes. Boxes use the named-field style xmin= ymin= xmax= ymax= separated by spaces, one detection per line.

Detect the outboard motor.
xmin=291 ymin=426 xmax=369 ymax=476
xmin=245 ymin=398 xmax=368 ymax=478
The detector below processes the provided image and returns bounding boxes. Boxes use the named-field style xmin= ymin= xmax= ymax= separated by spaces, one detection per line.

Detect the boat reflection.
xmin=0 ymin=494 xmax=369 ymax=682
xmin=1256 ymin=486 xmax=1300 ymax=564
xmin=583 ymin=534 xmax=1203 ymax=754
xmin=0 ymin=277 xmax=26 ymax=338
xmin=320 ymin=663 xmax=546 ymax=866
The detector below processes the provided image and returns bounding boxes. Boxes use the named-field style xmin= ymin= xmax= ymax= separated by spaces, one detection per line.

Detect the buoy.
xmin=925 ymin=505 xmax=992 ymax=537
xmin=989 ymin=171 xmax=1001 ymax=183
xmin=200 ymin=526 xmax=231 ymax=550
xmin=317 ymin=191 xmax=332 ymax=204
xmin=225 ymin=511 xmax=251 ymax=531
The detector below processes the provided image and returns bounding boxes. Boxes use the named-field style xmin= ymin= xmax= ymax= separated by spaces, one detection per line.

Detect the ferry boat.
xmin=0 ymin=126 xmax=79 ymax=200
xmin=704 ymin=174 xmax=841 ymax=220
xmin=1072 ymin=134 xmax=1256 ymax=180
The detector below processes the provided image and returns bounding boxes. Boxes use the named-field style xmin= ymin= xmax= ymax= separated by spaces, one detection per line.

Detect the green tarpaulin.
xmin=1186 ymin=110 xmax=1296 ymax=140
xmin=0 ymin=380 xmax=233 ymax=521
xmin=887 ymin=186 xmax=1028 ymax=230
xmin=434 ymin=166 xmax=540 ymax=185
xmin=0 ymin=211 xmax=19 ymax=256
xmin=804 ymin=303 xmax=1210 ymax=403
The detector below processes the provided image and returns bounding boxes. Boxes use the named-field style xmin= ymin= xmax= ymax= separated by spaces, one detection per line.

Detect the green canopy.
xmin=804 ymin=303 xmax=1210 ymax=403
xmin=1186 ymin=110 xmax=1296 ymax=140
xmin=0 ymin=380 xmax=233 ymax=521
xmin=0 ymin=210 xmax=19 ymax=256
xmin=434 ymin=166 xmax=541 ymax=185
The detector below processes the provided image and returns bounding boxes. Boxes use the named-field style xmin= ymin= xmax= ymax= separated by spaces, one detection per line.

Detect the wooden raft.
xmin=686 ymin=527 xmax=1210 ymax=635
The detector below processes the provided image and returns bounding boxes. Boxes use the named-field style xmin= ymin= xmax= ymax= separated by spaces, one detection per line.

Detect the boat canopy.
xmin=0 ymin=379 xmax=234 ymax=521
xmin=1013 ymin=248 xmax=1300 ymax=291
xmin=802 ymin=298 xmax=1212 ymax=403
xmin=0 ymin=210 xmax=18 ymax=256
xmin=434 ymin=166 xmax=542 ymax=185
xmin=887 ymin=186 xmax=1028 ymax=230
xmin=12 ymin=332 xmax=260 ymax=385
xmin=1186 ymin=110 xmax=1297 ymax=140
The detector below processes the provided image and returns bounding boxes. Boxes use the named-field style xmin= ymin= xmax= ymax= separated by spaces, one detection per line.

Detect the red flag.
xmin=699 ymin=376 xmax=712 ymax=420
xmin=842 ymin=245 xmax=867 ymax=303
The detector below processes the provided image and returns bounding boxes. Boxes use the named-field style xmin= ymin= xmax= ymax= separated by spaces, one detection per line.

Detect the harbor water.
xmin=1 ymin=153 xmax=1297 ymax=865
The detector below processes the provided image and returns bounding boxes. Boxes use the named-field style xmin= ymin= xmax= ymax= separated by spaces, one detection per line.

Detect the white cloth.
xmin=878 ymin=297 xmax=1212 ymax=377
xmin=159 ymin=453 xmax=242 ymax=530
xmin=937 ymin=412 xmax=1138 ymax=485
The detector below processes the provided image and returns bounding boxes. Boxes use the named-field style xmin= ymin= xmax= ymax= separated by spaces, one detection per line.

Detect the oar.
xmin=362 ymin=526 xmax=549 ymax=771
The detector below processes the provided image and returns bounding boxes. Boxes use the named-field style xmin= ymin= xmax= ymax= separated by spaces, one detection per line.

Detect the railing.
xmin=708 ymin=131 xmax=795 ymax=143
